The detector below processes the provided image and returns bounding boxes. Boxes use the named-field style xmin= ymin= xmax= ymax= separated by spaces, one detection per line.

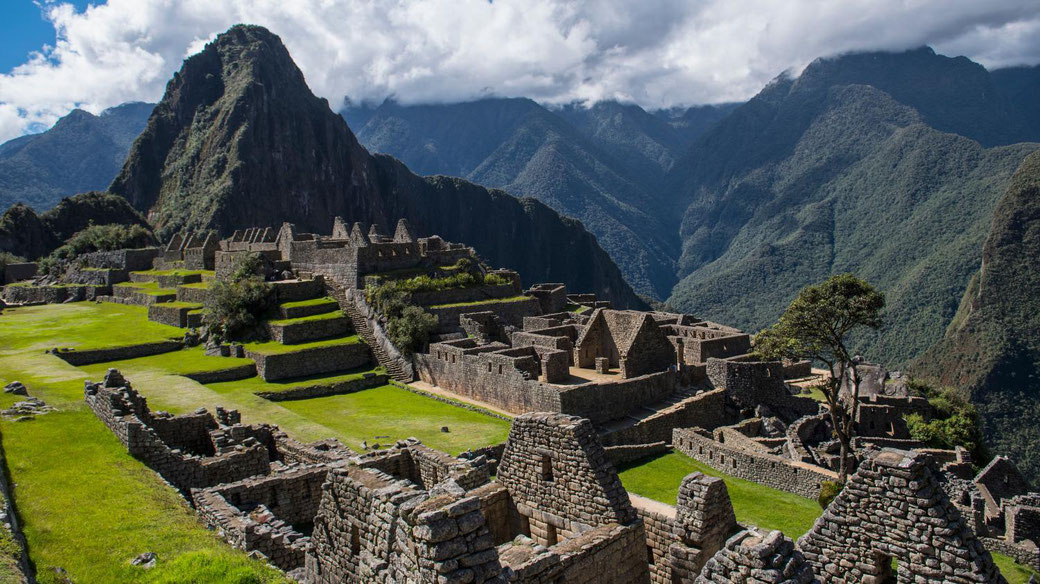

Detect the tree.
xmin=203 ymin=253 xmax=272 ymax=341
xmin=754 ymin=274 xmax=885 ymax=482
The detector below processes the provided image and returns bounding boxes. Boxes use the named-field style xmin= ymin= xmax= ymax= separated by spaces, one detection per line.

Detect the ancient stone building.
xmin=798 ymin=448 xmax=1007 ymax=583
xmin=306 ymin=412 xmax=650 ymax=583
xmin=161 ymin=230 xmax=218 ymax=269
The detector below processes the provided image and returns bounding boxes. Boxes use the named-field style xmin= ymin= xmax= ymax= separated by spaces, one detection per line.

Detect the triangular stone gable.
xmin=798 ymin=448 xmax=1006 ymax=583
xmin=497 ymin=412 xmax=635 ymax=528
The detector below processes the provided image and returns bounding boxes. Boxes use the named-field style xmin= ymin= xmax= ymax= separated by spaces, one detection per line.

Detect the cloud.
xmin=1 ymin=0 xmax=1039 ymax=142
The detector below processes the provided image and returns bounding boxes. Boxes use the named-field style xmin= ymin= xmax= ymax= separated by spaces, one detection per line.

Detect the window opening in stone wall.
xmin=350 ymin=524 xmax=361 ymax=556
xmin=520 ymin=514 xmax=531 ymax=537
xmin=647 ymin=546 xmax=655 ymax=565
xmin=540 ymin=455 xmax=554 ymax=482
xmin=545 ymin=522 xmax=558 ymax=546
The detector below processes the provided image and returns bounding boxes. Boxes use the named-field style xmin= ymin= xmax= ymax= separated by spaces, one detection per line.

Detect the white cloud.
xmin=0 ymin=0 xmax=1039 ymax=142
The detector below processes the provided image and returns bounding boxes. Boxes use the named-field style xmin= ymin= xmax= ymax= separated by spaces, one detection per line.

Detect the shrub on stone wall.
xmin=37 ymin=223 xmax=155 ymax=275
xmin=203 ymin=253 xmax=273 ymax=341
xmin=366 ymin=270 xmax=510 ymax=314
xmin=818 ymin=480 xmax=842 ymax=508
xmin=386 ymin=305 xmax=438 ymax=357
xmin=905 ymin=380 xmax=987 ymax=463
xmin=0 ymin=252 xmax=25 ymax=270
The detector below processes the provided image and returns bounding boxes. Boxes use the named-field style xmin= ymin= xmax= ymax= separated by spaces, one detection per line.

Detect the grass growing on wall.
xmin=77 ymin=346 xmax=255 ymax=377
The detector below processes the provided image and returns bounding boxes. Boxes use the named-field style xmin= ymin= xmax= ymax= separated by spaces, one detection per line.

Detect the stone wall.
xmin=305 ymin=466 xmax=504 ymax=583
xmin=409 ymin=283 xmax=518 ymax=307
xmin=798 ymin=448 xmax=1006 ymax=583
xmin=176 ymin=285 xmax=211 ymax=304
xmin=84 ymin=380 xmax=271 ymax=492
xmin=247 ymin=343 xmax=371 ymax=381
xmin=2 ymin=262 xmax=37 ymax=284
xmin=706 ymin=358 xmax=818 ymax=419
xmin=498 ymin=413 xmax=637 ymax=538
xmin=81 ymin=248 xmax=160 ymax=271
xmin=192 ymin=466 xmax=328 ymax=571
xmin=266 ymin=315 xmax=351 ymax=344
xmin=54 ymin=340 xmax=183 ymax=366
xmin=697 ymin=528 xmax=816 ymax=583
xmin=148 ymin=303 xmax=200 ymax=328
xmin=601 ymin=388 xmax=731 ymax=447
xmin=2 ymin=283 xmax=107 ymax=304
xmin=673 ymin=427 xmax=837 ymax=499
xmin=604 ymin=442 xmax=669 ymax=466
xmin=426 ymin=296 xmax=542 ymax=333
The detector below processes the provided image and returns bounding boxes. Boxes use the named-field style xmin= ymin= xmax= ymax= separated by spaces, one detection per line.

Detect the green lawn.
xmin=276 ymin=297 xmax=337 ymax=309
xmin=0 ymin=361 xmax=284 ymax=583
xmin=428 ymin=295 xmax=531 ymax=309
xmin=78 ymin=346 xmax=255 ymax=378
xmin=264 ymin=310 xmax=346 ymax=325
xmin=277 ymin=385 xmax=510 ymax=454
xmin=618 ymin=452 xmax=1038 ymax=583
xmin=0 ymin=303 xmax=182 ymax=353
xmin=207 ymin=366 xmax=383 ymax=395
xmin=131 ymin=269 xmax=214 ymax=278
xmin=618 ymin=452 xmax=822 ymax=538
xmin=243 ymin=335 xmax=361 ymax=355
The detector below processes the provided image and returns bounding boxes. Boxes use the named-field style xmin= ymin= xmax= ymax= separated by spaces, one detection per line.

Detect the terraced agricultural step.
xmin=277 ymin=298 xmax=340 ymax=319
xmin=245 ymin=339 xmax=372 ymax=381
xmin=265 ymin=314 xmax=352 ymax=344
xmin=271 ymin=279 xmax=325 ymax=303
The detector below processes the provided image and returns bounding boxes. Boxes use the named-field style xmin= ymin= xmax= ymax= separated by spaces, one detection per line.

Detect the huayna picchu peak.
xmin=109 ymin=24 xmax=644 ymax=309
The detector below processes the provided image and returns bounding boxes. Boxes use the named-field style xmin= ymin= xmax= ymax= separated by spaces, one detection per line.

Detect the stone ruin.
xmin=307 ymin=412 xmax=650 ymax=583
xmin=215 ymin=218 xmax=477 ymax=287
xmin=696 ymin=528 xmax=816 ymax=584
xmin=798 ymin=448 xmax=1007 ymax=583
xmin=81 ymin=368 xmax=1016 ymax=583
xmin=941 ymin=455 xmax=1040 ymax=571
xmin=158 ymin=230 xmax=219 ymax=270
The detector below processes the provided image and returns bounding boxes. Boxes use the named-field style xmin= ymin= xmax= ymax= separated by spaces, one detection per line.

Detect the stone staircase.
xmin=329 ymin=281 xmax=413 ymax=382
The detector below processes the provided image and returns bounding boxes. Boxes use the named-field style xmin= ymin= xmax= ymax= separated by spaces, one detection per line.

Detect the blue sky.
xmin=0 ymin=1 xmax=92 ymax=74
xmin=1 ymin=0 xmax=1040 ymax=143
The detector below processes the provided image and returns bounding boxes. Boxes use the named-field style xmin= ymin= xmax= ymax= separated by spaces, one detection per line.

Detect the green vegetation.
xmin=0 ymin=345 xmax=284 ymax=583
xmin=78 ymin=347 xmax=254 ymax=378
xmin=0 ymin=252 xmax=25 ymax=270
xmin=617 ymin=452 xmax=1037 ymax=582
xmin=0 ymin=301 xmax=511 ymax=578
xmin=905 ymin=380 xmax=987 ymax=462
xmin=277 ymin=385 xmax=510 ymax=454
xmin=132 ymin=269 xmax=214 ymax=278
xmin=755 ymin=274 xmax=885 ymax=481
xmin=817 ymin=480 xmax=842 ymax=509
xmin=243 ymin=335 xmax=361 ymax=355
xmin=277 ymin=297 xmax=336 ymax=309
xmin=114 ymin=281 xmax=177 ymax=296
xmin=207 ymin=367 xmax=382 ymax=395
xmin=264 ymin=310 xmax=345 ymax=325
xmin=618 ymin=452 xmax=821 ymax=538
xmin=428 ymin=295 xmax=530 ymax=309
xmin=203 ymin=253 xmax=273 ymax=341
xmin=365 ymin=269 xmax=509 ymax=314
xmin=38 ymin=223 xmax=155 ymax=275
xmin=0 ymin=303 xmax=181 ymax=353
xmin=994 ymin=553 xmax=1040 ymax=584
xmin=386 ymin=306 xmax=438 ymax=357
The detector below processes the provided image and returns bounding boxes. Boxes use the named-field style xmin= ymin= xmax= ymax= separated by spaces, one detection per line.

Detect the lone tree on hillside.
xmin=754 ymin=273 xmax=885 ymax=482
